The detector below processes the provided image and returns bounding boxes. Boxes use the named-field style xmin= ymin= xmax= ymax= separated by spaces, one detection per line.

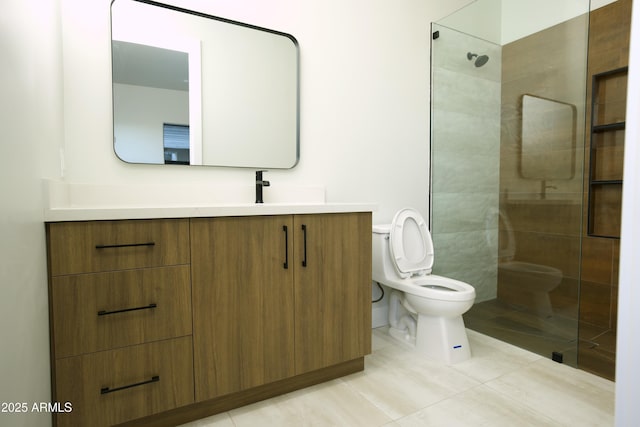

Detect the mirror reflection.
xmin=520 ymin=94 xmax=576 ymax=180
xmin=111 ymin=0 xmax=299 ymax=168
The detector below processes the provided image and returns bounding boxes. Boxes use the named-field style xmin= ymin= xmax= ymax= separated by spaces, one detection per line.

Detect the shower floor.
xmin=463 ymin=298 xmax=579 ymax=367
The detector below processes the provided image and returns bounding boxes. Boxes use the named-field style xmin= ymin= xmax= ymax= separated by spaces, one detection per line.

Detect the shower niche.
xmin=587 ymin=67 xmax=627 ymax=239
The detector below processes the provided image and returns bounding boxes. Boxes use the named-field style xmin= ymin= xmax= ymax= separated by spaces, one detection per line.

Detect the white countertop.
xmin=44 ymin=202 xmax=377 ymax=222
xmin=42 ymin=180 xmax=376 ymax=222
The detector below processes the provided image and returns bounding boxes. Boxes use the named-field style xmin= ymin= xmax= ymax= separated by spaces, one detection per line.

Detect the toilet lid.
xmin=389 ymin=208 xmax=434 ymax=277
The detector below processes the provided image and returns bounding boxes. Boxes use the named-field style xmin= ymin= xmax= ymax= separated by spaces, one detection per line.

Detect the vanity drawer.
xmin=51 ymin=265 xmax=192 ymax=358
xmin=54 ymin=337 xmax=194 ymax=427
xmin=47 ymin=219 xmax=190 ymax=276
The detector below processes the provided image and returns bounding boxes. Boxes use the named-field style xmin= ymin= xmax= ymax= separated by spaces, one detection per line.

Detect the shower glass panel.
xmin=431 ymin=0 xmax=589 ymax=367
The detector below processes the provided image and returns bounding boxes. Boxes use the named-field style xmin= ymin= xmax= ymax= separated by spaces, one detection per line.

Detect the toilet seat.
xmin=389 ymin=208 xmax=434 ymax=278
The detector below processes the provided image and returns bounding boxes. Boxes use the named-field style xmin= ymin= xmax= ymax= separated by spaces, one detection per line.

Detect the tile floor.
xmin=180 ymin=328 xmax=615 ymax=427
xmin=463 ymin=299 xmax=580 ymax=366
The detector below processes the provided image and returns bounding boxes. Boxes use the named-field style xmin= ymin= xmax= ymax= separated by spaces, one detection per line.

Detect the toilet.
xmin=372 ymin=208 xmax=476 ymax=364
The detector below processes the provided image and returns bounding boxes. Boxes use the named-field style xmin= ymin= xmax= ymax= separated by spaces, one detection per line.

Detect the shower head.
xmin=467 ymin=52 xmax=489 ymax=67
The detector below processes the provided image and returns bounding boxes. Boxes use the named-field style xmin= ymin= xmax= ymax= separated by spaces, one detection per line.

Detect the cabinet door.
xmin=294 ymin=213 xmax=372 ymax=374
xmin=191 ymin=216 xmax=295 ymax=401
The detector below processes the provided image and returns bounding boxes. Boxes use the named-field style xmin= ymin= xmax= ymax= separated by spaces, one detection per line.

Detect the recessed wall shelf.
xmin=587 ymin=66 xmax=628 ymax=239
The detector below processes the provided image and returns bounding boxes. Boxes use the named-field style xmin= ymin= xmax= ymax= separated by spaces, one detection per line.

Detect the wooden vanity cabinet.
xmin=191 ymin=215 xmax=296 ymax=401
xmin=47 ymin=211 xmax=372 ymax=426
xmin=46 ymin=219 xmax=194 ymax=427
xmin=293 ymin=213 xmax=372 ymax=374
xmin=55 ymin=337 xmax=194 ymax=427
xmin=47 ymin=219 xmax=189 ymax=276
xmin=191 ymin=212 xmax=372 ymax=400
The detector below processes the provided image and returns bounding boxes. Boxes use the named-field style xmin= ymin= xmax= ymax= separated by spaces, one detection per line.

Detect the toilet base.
xmin=388 ymin=325 xmax=416 ymax=347
xmin=386 ymin=312 xmax=472 ymax=364
xmin=415 ymin=314 xmax=471 ymax=364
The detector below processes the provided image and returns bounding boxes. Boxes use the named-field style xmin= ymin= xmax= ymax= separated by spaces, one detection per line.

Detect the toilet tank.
xmin=372 ymin=224 xmax=394 ymax=282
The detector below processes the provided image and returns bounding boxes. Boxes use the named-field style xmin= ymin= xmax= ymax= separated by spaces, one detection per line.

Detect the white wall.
xmin=1 ymin=1 xmax=475 ymax=425
xmin=616 ymin=0 xmax=640 ymax=424
xmin=59 ymin=0 xmax=476 ymax=223
xmin=0 ymin=1 xmax=62 ymax=426
xmin=437 ymin=0 xmax=503 ymax=44
xmin=438 ymin=0 xmax=617 ymax=46
xmin=501 ymin=0 xmax=590 ymax=44
xmin=113 ymin=83 xmax=189 ymax=163
xmin=592 ymin=0 xmax=619 ymax=9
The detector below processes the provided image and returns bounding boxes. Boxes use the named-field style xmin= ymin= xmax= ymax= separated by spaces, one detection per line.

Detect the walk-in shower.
xmin=430 ymin=0 xmax=590 ymax=369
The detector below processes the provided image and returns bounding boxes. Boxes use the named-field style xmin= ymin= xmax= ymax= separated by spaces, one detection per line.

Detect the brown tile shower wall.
xmin=499 ymin=15 xmax=587 ymax=321
xmin=578 ymin=0 xmax=631 ymax=381
xmin=498 ymin=0 xmax=631 ymax=381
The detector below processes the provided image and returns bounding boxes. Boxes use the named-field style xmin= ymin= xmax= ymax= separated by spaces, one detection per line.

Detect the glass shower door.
xmin=430 ymin=3 xmax=588 ymax=367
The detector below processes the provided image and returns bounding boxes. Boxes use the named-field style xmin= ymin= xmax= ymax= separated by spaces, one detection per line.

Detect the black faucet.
xmin=255 ymin=170 xmax=270 ymax=203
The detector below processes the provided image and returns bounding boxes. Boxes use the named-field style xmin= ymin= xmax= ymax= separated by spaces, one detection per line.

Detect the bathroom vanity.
xmin=45 ymin=204 xmax=373 ymax=426
xmin=43 ymin=1 xmax=373 ymax=423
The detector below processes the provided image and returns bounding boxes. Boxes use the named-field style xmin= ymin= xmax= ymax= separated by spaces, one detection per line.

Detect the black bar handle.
xmin=301 ymin=224 xmax=307 ymax=267
xmin=98 ymin=303 xmax=157 ymax=317
xmin=100 ymin=375 xmax=159 ymax=395
xmin=283 ymin=225 xmax=289 ymax=269
xmin=95 ymin=242 xmax=155 ymax=249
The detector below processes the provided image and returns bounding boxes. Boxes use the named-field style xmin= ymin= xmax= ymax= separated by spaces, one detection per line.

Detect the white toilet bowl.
xmin=372 ymin=208 xmax=476 ymax=364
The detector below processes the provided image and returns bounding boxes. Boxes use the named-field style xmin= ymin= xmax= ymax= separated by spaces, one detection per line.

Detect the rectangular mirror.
xmin=111 ymin=0 xmax=299 ymax=168
xmin=520 ymin=94 xmax=576 ymax=180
